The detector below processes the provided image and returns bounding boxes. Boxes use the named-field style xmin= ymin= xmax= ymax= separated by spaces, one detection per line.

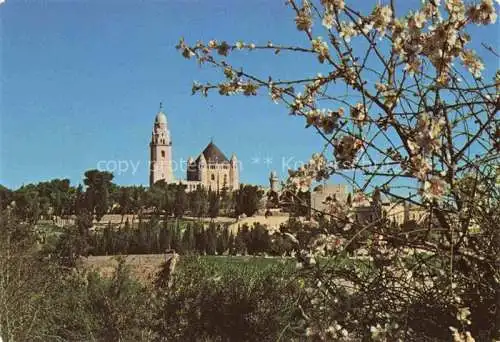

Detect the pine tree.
xmin=83 ymin=169 xmax=114 ymax=221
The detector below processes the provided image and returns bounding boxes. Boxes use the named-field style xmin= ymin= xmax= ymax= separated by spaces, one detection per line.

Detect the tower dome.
xmin=155 ymin=103 xmax=167 ymax=124
xmin=155 ymin=111 xmax=167 ymax=124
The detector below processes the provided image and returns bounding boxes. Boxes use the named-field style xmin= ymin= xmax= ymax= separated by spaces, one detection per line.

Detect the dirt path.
xmin=81 ymin=254 xmax=166 ymax=282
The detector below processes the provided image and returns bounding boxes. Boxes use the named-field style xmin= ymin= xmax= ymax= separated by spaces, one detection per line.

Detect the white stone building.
xmin=149 ymin=104 xmax=239 ymax=192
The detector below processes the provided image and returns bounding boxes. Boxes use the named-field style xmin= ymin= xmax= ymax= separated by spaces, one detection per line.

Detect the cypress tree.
xmin=171 ymin=223 xmax=182 ymax=253
xmin=216 ymin=225 xmax=229 ymax=255
xmin=234 ymin=227 xmax=247 ymax=255
xmin=228 ymin=230 xmax=235 ymax=255
xmin=206 ymin=223 xmax=217 ymax=255
xmin=159 ymin=221 xmax=171 ymax=251
xmin=194 ymin=223 xmax=207 ymax=255
xmin=181 ymin=224 xmax=195 ymax=253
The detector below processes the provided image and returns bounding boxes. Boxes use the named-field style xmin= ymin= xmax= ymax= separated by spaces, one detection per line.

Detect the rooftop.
xmin=196 ymin=141 xmax=230 ymax=164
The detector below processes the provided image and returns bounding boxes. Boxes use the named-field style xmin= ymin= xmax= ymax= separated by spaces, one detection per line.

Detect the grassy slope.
xmin=81 ymin=254 xmax=294 ymax=283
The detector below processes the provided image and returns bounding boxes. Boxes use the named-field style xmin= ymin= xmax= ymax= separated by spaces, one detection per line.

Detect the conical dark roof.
xmin=196 ymin=142 xmax=229 ymax=164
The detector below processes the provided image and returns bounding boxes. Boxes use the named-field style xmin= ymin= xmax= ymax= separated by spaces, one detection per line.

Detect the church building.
xmin=149 ymin=104 xmax=239 ymax=192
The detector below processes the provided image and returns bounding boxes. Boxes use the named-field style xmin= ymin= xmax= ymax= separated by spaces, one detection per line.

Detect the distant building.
xmin=149 ymin=104 xmax=239 ymax=192
xmin=310 ymin=184 xmax=348 ymax=213
xmin=264 ymin=170 xmax=281 ymax=210
xmin=384 ymin=202 xmax=426 ymax=225
xmin=269 ymin=170 xmax=279 ymax=193
xmin=309 ymin=184 xmax=425 ymax=225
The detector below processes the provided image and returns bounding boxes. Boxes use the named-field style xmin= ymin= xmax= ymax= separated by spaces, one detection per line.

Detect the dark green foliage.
xmin=205 ymin=223 xmax=218 ymax=255
xmin=1 ymin=171 xmax=290 ymax=228
xmin=12 ymin=185 xmax=42 ymax=224
xmin=208 ymin=190 xmax=221 ymax=218
xmin=246 ymin=223 xmax=271 ymax=255
xmin=219 ymin=186 xmax=232 ymax=215
xmin=174 ymin=183 xmax=188 ymax=218
xmin=267 ymin=190 xmax=280 ymax=208
xmin=37 ymin=179 xmax=73 ymax=218
xmin=152 ymin=257 xmax=298 ymax=342
xmin=0 ymin=210 xmax=153 ymax=341
xmin=74 ymin=184 xmax=85 ymax=215
xmin=216 ymin=225 xmax=230 ymax=255
xmin=58 ymin=218 xmax=293 ymax=257
xmin=181 ymin=224 xmax=195 ymax=253
xmin=148 ymin=180 xmax=173 ymax=215
xmin=148 ymin=182 xmax=188 ymax=219
xmin=194 ymin=222 xmax=208 ymax=254
xmin=116 ymin=186 xmax=132 ymax=222
xmin=0 ymin=184 xmax=13 ymax=210
xmin=234 ymin=227 xmax=248 ymax=255
xmin=56 ymin=211 xmax=93 ymax=266
xmin=188 ymin=186 xmax=208 ymax=218
xmin=48 ymin=259 xmax=154 ymax=341
xmin=227 ymin=230 xmax=236 ymax=255
xmin=170 ymin=222 xmax=183 ymax=253
xmin=280 ymin=189 xmax=310 ymax=217
xmin=269 ymin=234 xmax=294 ymax=256
xmin=84 ymin=258 xmax=153 ymax=341
xmin=235 ymin=184 xmax=264 ymax=217
xmin=83 ymin=169 xmax=114 ymax=221
xmin=158 ymin=221 xmax=172 ymax=251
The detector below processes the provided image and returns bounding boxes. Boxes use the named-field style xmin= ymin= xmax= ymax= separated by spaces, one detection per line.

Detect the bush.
xmin=152 ymin=256 xmax=299 ymax=341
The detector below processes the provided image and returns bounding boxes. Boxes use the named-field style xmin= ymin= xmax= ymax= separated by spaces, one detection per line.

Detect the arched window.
xmin=224 ymin=174 xmax=227 ymax=183
xmin=211 ymin=174 xmax=215 ymax=181
xmin=161 ymin=151 xmax=165 ymax=158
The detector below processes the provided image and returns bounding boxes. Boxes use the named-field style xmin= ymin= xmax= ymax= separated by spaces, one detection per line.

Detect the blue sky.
xmin=0 ymin=0 xmax=498 ymax=189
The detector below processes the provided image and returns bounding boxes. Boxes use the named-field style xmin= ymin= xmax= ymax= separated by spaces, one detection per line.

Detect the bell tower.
xmin=229 ymin=153 xmax=240 ymax=190
xmin=269 ymin=170 xmax=279 ymax=192
xmin=149 ymin=103 xmax=174 ymax=186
